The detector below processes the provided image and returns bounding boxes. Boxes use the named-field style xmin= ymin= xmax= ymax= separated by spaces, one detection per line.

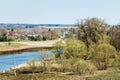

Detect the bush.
xmin=64 ymin=39 xmax=87 ymax=59
xmin=53 ymin=41 xmax=64 ymax=58
xmin=57 ymin=54 xmax=73 ymax=72
xmin=92 ymin=44 xmax=117 ymax=70
xmin=113 ymin=51 xmax=120 ymax=69
xmin=17 ymin=66 xmax=48 ymax=74
xmin=74 ymin=60 xmax=96 ymax=75
xmin=26 ymin=59 xmax=36 ymax=73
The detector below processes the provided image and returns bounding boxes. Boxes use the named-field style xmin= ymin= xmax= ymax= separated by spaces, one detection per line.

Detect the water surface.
xmin=0 ymin=51 xmax=52 ymax=72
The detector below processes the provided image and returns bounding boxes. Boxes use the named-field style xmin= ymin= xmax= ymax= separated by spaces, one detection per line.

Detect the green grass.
xmin=1 ymin=71 xmax=120 ymax=80
xmin=0 ymin=69 xmax=120 ymax=80
xmin=0 ymin=73 xmax=82 ymax=80
xmin=87 ymin=70 xmax=120 ymax=80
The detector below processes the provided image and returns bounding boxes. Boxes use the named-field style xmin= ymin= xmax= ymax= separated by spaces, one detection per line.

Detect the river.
xmin=0 ymin=51 xmax=53 ymax=72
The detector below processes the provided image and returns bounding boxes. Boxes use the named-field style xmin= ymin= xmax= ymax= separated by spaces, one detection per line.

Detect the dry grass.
xmin=0 ymin=39 xmax=60 ymax=53
xmin=1 ymin=70 xmax=119 ymax=80
xmin=0 ymin=72 xmax=83 ymax=80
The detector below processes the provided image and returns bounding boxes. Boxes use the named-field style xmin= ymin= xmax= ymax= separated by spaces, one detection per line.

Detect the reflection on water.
xmin=0 ymin=51 xmax=52 ymax=72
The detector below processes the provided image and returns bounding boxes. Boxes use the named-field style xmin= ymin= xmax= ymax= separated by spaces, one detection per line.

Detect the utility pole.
xmin=13 ymin=53 xmax=16 ymax=76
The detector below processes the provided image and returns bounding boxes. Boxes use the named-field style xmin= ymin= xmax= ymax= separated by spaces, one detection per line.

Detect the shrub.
xmin=58 ymin=54 xmax=73 ymax=72
xmin=64 ymin=39 xmax=87 ymax=59
xmin=53 ymin=41 xmax=64 ymax=58
xmin=74 ymin=60 xmax=96 ymax=75
xmin=92 ymin=44 xmax=117 ymax=70
xmin=17 ymin=66 xmax=48 ymax=74
xmin=113 ymin=51 xmax=120 ymax=69
xmin=26 ymin=59 xmax=36 ymax=73
xmin=38 ymin=51 xmax=54 ymax=72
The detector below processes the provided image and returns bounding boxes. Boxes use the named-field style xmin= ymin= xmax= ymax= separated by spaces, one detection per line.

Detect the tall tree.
xmin=109 ymin=25 xmax=120 ymax=50
xmin=0 ymin=33 xmax=7 ymax=41
xmin=77 ymin=18 xmax=108 ymax=47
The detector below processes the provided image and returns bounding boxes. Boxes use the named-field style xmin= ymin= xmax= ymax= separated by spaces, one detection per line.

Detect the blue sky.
xmin=0 ymin=0 xmax=120 ymax=25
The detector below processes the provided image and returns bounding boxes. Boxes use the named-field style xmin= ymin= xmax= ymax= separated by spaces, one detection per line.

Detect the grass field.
xmin=0 ymin=72 xmax=81 ymax=80
xmin=0 ymin=39 xmax=60 ymax=53
xmin=0 ymin=42 xmax=26 ymax=51
xmin=87 ymin=70 xmax=120 ymax=80
xmin=0 ymin=70 xmax=120 ymax=80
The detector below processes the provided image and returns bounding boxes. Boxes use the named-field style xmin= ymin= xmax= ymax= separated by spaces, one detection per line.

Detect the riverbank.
xmin=1 ymin=61 xmax=119 ymax=80
xmin=0 ymin=39 xmax=60 ymax=55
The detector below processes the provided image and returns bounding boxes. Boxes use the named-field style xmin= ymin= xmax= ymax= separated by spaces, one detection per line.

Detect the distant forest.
xmin=0 ymin=24 xmax=75 ymax=29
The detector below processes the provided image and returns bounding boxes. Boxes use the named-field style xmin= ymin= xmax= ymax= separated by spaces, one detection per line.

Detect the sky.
xmin=0 ymin=0 xmax=120 ymax=25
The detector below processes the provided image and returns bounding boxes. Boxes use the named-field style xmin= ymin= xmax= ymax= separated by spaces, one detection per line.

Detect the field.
xmin=0 ymin=70 xmax=120 ymax=80
xmin=0 ymin=39 xmax=60 ymax=54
